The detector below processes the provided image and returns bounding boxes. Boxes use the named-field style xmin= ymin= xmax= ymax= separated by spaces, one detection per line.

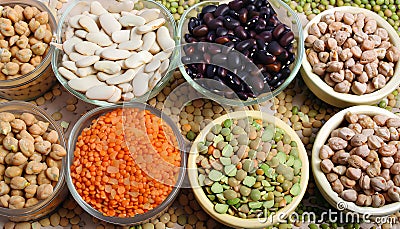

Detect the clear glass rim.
xmin=0 ymin=101 xmax=67 ymax=216
xmin=177 ymin=0 xmax=304 ymax=107
xmin=0 ymin=0 xmax=56 ymax=87
xmin=51 ymin=0 xmax=179 ymax=107
xmin=66 ymin=102 xmax=187 ymax=225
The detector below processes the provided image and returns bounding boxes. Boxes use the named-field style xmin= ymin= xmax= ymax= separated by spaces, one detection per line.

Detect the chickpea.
xmin=24 ymin=174 xmax=36 ymax=185
xmin=0 ymin=18 xmax=11 ymax=26
xmin=45 ymin=166 xmax=59 ymax=182
xmin=34 ymin=140 xmax=51 ymax=155
xmin=0 ymin=194 xmax=10 ymax=207
xmin=23 ymin=6 xmax=34 ymax=20
xmin=16 ymin=35 xmax=28 ymax=49
xmin=16 ymin=48 xmax=32 ymax=63
xmin=0 ymin=147 xmax=8 ymax=164
xmin=37 ymin=171 xmax=50 ymax=185
xmin=3 ymin=135 xmax=18 ymax=152
xmin=0 ymin=40 xmax=8 ymax=49
xmin=5 ymin=166 xmax=22 ymax=178
xmin=35 ymin=12 xmax=48 ymax=25
xmin=44 ymin=130 xmax=58 ymax=144
xmin=24 ymin=197 xmax=38 ymax=208
xmin=11 ymin=190 xmax=23 ymax=197
xmin=36 ymin=183 xmax=53 ymax=200
xmin=37 ymin=121 xmax=49 ymax=133
xmin=4 ymin=153 xmax=14 ymax=165
xmin=13 ymin=5 xmax=24 ymax=22
xmin=25 ymin=160 xmax=44 ymax=175
xmin=0 ymin=181 xmax=10 ymax=195
xmin=0 ymin=23 xmax=15 ymax=37
xmin=0 ymin=164 xmax=5 ymax=176
xmin=0 ymin=48 xmax=12 ymax=62
xmin=24 ymin=184 xmax=37 ymax=198
xmin=31 ymin=42 xmax=47 ymax=56
xmin=0 ymin=121 xmax=11 ymax=135
xmin=34 ymin=25 xmax=46 ymax=40
xmin=16 ymin=130 xmax=34 ymax=142
xmin=28 ymin=124 xmax=42 ymax=136
xmin=46 ymin=157 xmax=62 ymax=170
xmin=19 ymin=63 xmax=34 ymax=75
xmin=11 ymin=152 xmax=27 ymax=166
xmin=30 ymin=153 xmax=42 ymax=162
xmin=8 ymin=195 xmax=25 ymax=209
xmin=14 ymin=21 xmax=29 ymax=36
xmin=30 ymin=7 xmax=40 ymax=17
xmin=49 ymin=144 xmax=66 ymax=160
xmin=10 ymin=177 xmax=29 ymax=190
xmin=2 ymin=62 xmax=19 ymax=76
xmin=29 ymin=55 xmax=42 ymax=67
xmin=19 ymin=138 xmax=34 ymax=157
xmin=10 ymin=119 xmax=26 ymax=132
xmin=43 ymin=29 xmax=52 ymax=44
xmin=20 ymin=113 xmax=36 ymax=126
xmin=28 ymin=37 xmax=40 ymax=46
xmin=10 ymin=45 xmax=19 ymax=57
xmin=9 ymin=35 xmax=19 ymax=47
xmin=28 ymin=19 xmax=40 ymax=33
xmin=34 ymin=136 xmax=42 ymax=143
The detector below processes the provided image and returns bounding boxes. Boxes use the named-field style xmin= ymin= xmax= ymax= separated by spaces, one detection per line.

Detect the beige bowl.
xmin=188 ymin=111 xmax=309 ymax=228
xmin=301 ymin=7 xmax=400 ymax=108
xmin=312 ymin=105 xmax=400 ymax=217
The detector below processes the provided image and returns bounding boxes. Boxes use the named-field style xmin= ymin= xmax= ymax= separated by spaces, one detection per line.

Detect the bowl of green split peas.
xmin=188 ymin=111 xmax=309 ymax=228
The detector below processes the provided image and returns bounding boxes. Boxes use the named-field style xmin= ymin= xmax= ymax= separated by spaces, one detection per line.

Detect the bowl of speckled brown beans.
xmin=312 ymin=105 xmax=400 ymax=217
xmin=301 ymin=7 xmax=400 ymax=108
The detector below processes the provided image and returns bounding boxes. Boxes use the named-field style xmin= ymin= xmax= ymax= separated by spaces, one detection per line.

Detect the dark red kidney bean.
xmin=208 ymin=45 xmax=222 ymax=54
xmin=239 ymin=8 xmax=248 ymax=23
xmin=255 ymin=0 xmax=263 ymax=8
xmin=228 ymin=0 xmax=243 ymax=11
xmin=184 ymin=45 xmax=195 ymax=55
xmin=188 ymin=17 xmax=199 ymax=34
xmin=265 ymin=61 xmax=282 ymax=73
xmin=212 ymin=53 xmax=228 ymax=64
xmin=181 ymin=56 xmax=191 ymax=64
xmin=214 ymin=4 xmax=230 ymax=16
xmin=217 ymin=67 xmax=228 ymax=77
xmin=267 ymin=41 xmax=284 ymax=56
xmin=228 ymin=9 xmax=240 ymax=18
xmin=205 ymin=65 xmax=216 ymax=78
xmin=279 ymin=31 xmax=294 ymax=47
xmin=216 ymin=27 xmax=228 ymax=37
xmin=277 ymin=50 xmax=289 ymax=62
xmin=255 ymin=19 xmax=267 ymax=33
xmin=203 ymin=53 xmax=211 ymax=64
xmin=256 ymin=39 xmax=266 ymax=50
xmin=185 ymin=34 xmax=198 ymax=43
xmin=234 ymin=26 xmax=247 ymax=40
xmin=198 ymin=63 xmax=206 ymax=74
xmin=259 ymin=6 xmax=271 ymax=19
xmin=246 ymin=4 xmax=256 ymax=13
xmin=256 ymin=31 xmax=272 ymax=43
xmin=267 ymin=15 xmax=280 ymax=27
xmin=203 ymin=13 xmax=214 ymax=24
xmin=236 ymin=39 xmax=255 ymax=52
xmin=202 ymin=5 xmax=217 ymax=14
xmin=193 ymin=25 xmax=209 ymax=37
xmin=197 ymin=43 xmax=206 ymax=52
xmin=228 ymin=52 xmax=241 ymax=67
xmin=249 ymin=10 xmax=260 ymax=18
xmin=255 ymin=50 xmax=276 ymax=64
xmin=273 ymin=24 xmax=286 ymax=39
xmin=215 ymin=36 xmax=230 ymax=44
xmin=223 ymin=16 xmax=240 ymax=30
xmin=195 ymin=73 xmax=204 ymax=78
xmin=206 ymin=31 xmax=216 ymax=42
xmin=237 ymin=91 xmax=248 ymax=100
xmin=207 ymin=19 xmax=224 ymax=30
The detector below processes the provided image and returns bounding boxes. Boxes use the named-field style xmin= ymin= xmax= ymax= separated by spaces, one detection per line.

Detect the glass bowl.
xmin=0 ymin=101 xmax=68 ymax=222
xmin=188 ymin=111 xmax=309 ymax=228
xmin=66 ymin=103 xmax=187 ymax=225
xmin=0 ymin=0 xmax=58 ymax=101
xmin=52 ymin=0 xmax=178 ymax=106
xmin=177 ymin=0 xmax=304 ymax=107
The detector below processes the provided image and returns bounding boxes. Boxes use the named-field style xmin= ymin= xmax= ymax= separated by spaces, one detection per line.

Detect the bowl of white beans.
xmin=0 ymin=101 xmax=68 ymax=222
xmin=312 ymin=105 xmax=400 ymax=217
xmin=301 ymin=7 xmax=400 ymax=108
xmin=52 ymin=0 xmax=178 ymax=106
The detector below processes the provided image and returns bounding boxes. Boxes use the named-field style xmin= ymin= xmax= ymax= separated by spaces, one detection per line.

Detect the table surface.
xmin=0 ymin=0 xmax=399 ymax=228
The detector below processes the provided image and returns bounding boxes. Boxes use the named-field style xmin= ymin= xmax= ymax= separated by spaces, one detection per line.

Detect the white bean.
xmin=59 ymin=67 xmax=78 ymax=80
xmin=86 ymin=85 xmax=116 ymax=100
xmin=74 ymin=41 xmax=100 ymax=56
xmin=68 ymin=75 xmax=105 ymax=92
xmin=79 ymin=15 xmax=99 ymax=33
xmin=86 ymin=32 xmax=113 ymax=47
xmin=156 ymin=26 xmax=175 ymax=52
xmin=75 ymin=55 xmax=100 ymax=68
xmin=99 ymin=13 xmax=121 ymax=36
xmin=132 ymin=73 xmax=150 ymax=96
xmin=141 ymin=32 xmax=155 ymax=51
xmin=106 ymin=69 xmax=136 ymax=85
xmin=100 ymin=48 xmax=131 ymax=60
xmin=107 ymin=87 xmax=122 ymax=103
xmin=94 ymin=61 xmax=121 ymax=74
xmin=118 ymin=14 xmax=146 ymax=27
xmin=111 ymin=30 xmax=130 ymax=43
xmin=139 ymin=9 xmax=161 ymax=23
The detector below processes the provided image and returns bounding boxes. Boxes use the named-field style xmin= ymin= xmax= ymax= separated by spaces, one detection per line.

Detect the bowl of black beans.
xmin=178 ymin=0 xmax=304 ymax=106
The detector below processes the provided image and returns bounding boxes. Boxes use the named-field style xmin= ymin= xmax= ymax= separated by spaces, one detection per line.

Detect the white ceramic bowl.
xmin=312 ymin=105 xmax=400 ymax=217
xmin=301 ymin=7 xmax=400 ymax=108
xmin=188 ymin=111 xmax=309 ymax=228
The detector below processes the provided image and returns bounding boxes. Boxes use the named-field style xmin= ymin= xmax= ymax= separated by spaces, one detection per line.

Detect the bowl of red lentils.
xmin=66 ymin=103 xmax=186 ymax=225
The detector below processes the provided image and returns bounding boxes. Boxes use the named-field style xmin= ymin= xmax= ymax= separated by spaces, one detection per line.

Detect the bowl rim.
xmin=0 ymin=0 xmax=56 ymax=87
xmin=177 ymin=0 xmax=304 ymax=107
xmin=65 ymin=102 xmax=187 ymax=225
xmin=51 ymin=0 xmax=179 ymax=107
xmin=187 ymin=110 xmax=309 ymax=228
xmin=311 ymin=105 xmax=400 ymax=217
xmin=301 ymin=6 xmax=400 ymax=104
xmin=0 ymin=101 xmax=67 ymax=216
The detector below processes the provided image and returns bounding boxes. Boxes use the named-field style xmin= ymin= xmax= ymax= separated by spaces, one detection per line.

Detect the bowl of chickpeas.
xmin=0 ymin=0 xmax=58 ymax=101
xmin=0 ymin=101 xmax=68 ymax=222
